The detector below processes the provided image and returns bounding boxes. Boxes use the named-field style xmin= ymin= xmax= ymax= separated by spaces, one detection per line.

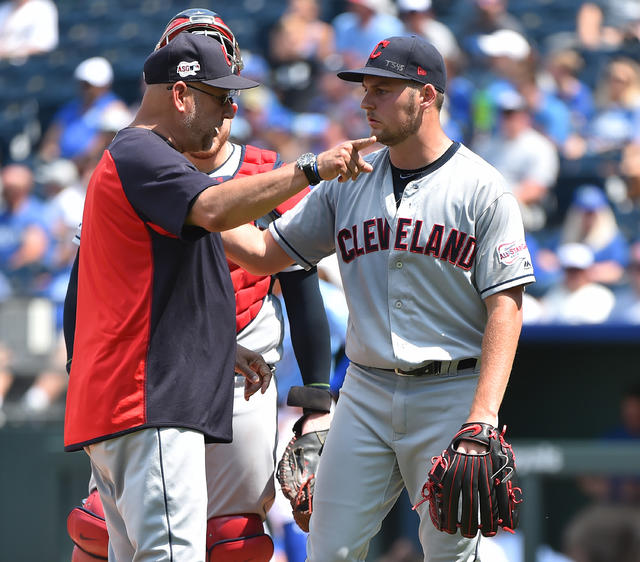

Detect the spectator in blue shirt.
xmin=332 ymin=0 xmax=404 ymax=68
xmin=0 ymin=163 xmax=50 ymax=298
xmin=515 ymin=69 xmax=572 ymax=148
xmin=536 ymin=185 xmax=630 ymax=287
xmin=546 ymin=49 xmax=595 ymax=138
xmin=38 ymin=57 xmax=129 ymax=174
xmin=567 ymin=57 xmax=640 ymax=159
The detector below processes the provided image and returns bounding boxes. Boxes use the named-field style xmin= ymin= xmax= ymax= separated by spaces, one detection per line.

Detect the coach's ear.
xmin=166 ymin=81 xmax=191 ymax=114
xmin=231 ymin=101 xmax=238 ymax=116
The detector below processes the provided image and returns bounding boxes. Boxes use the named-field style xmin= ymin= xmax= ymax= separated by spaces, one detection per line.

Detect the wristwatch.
xmin=296 ymin=152 xmax=322 ymax=186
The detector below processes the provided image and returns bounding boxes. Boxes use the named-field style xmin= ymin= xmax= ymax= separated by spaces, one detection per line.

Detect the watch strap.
xmin=297 ymin=153 xmax=322 ymax=186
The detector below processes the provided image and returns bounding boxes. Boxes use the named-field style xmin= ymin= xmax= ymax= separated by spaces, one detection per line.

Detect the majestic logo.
xmin=417 ymin=65 xmax=427 ymax=76
xmin=369 ymin=40 xmax=390 ymax=59
xmin=177 ymin=60 xmax=200 ymax=77
xmin=497 ymin=240 xmax=528 ymax=265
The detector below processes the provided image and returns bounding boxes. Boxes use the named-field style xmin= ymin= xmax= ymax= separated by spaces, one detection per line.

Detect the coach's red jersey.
xmin=64 ymin=127 xmax=236 ymax=451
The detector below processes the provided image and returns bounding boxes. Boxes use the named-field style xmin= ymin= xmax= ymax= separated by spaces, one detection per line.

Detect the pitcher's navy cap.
xmin=144 ymin=31 xmax=259 ymax=90
xmin=337 ymin=35 xmax=446 ymax=92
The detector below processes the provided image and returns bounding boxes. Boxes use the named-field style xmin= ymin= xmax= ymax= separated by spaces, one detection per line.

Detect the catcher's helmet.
xmin=156 ymin=8 xmax=244 ymax=73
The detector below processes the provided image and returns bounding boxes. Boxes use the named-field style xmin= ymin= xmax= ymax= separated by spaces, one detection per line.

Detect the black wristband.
xmin=296 ymin=153 xmax=322 ymax=186
xmin=287 ymin=385 xmax=332 ymax=413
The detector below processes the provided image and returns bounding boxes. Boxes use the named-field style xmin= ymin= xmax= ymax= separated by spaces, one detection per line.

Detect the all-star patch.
xmin=497 ymin=240 xmax=528 ymax=265
xmin=177 ymin=60 xmax=200 ymax=77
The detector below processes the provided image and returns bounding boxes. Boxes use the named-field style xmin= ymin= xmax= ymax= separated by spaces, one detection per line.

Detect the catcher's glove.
xmin=276 ymin=425 xmax=327 ymax=533
xmin=415 ymin=422 xmax=522 ymax=538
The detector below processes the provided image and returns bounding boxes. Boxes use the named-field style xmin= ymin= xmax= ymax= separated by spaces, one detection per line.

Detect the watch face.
xmin=298 ymin=153 xmax=315 ymax=167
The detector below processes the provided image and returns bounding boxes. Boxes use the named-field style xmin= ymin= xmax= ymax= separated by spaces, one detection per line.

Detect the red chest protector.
xmin=230 ymin=145 xmax=310 ymax=333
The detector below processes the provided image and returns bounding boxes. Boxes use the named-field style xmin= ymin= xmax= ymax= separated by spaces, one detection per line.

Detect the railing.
xmin=515 ymin=440 xmax=640 ymax=562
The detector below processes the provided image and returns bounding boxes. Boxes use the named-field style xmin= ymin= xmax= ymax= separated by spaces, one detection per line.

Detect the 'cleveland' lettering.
xmin=363 ymin=219 xmax=378 ymax=253
xmin=410 ymin=220 xmax=424 ymax=253
xmin=424 ymin=224 xmax=444 ymax=257
xmin=394 ymin=218 xmax=412 ymax=251
xmin=377 ymin=218 xmax=390 ymax=250
xmin=337 ymin=217 xmax=475 ymax=271
xmin=440 ymin=229 xmax=467 ymax=264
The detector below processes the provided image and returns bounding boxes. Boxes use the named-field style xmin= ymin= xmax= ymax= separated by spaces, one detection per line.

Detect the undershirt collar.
xmin=390 ymin=141 xmax=460 ymax=207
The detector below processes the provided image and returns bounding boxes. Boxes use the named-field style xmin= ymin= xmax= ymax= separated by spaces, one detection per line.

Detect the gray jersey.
xmin=270 ymin=143 xmax=535 ymax=369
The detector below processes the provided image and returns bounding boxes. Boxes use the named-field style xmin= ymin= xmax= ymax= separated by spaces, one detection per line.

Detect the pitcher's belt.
xmin=378 ymin=358 xmax=478 ymax=377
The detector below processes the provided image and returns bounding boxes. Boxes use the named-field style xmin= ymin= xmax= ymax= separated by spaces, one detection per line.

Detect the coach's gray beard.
xmin=183 ymin=101 xmax=218 ymax=151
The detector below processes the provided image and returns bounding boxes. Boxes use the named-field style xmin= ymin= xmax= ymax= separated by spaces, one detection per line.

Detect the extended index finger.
xmin=350 ymin=136 xmax=377 ymax=150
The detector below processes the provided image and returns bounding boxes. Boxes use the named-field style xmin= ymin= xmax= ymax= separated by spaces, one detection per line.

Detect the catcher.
xmin=65 ymin=9 xmax=332 ymax=561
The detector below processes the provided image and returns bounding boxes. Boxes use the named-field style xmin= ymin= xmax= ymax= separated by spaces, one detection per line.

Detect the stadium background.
xmin=0 ymin=0 xmax=607 ymax=163
xmin=0 ymin=1 xmax=639 ymax=560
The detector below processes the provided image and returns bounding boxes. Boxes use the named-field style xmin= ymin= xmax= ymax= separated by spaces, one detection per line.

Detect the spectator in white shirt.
xmin=396 ymin=0 xmax=461 ymax=61
xmin=0 ymin=0 xmax=58 ymax=63
xmin=540 ymin=243 xmax=615 ymax=324
xmin=474 ymin=89 xmax=560 ymax=232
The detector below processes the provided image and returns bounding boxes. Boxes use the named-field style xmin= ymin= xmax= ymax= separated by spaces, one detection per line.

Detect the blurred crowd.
xmin=0 ymin=0 xmax=640 ymax=421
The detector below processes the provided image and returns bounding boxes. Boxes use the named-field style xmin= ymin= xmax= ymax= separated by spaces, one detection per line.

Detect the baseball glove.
xmin=415 ymin=422 xmax=522 ymax=538
xmin=276 ymin=427 xmax=328 ymax=533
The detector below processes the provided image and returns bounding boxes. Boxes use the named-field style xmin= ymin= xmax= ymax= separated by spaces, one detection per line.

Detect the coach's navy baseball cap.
xmin=337 ymin=35 xmax=446 ymax=93
xmin=143 ymin=31 xmax=259 ymax=90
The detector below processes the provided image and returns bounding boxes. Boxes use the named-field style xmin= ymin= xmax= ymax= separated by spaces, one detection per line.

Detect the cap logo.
xmin=417 ymin=66 xmax=427 ymax=76
xmin=177 ymin=60 xmax=200 ymax=77
xmin=369 ymin=40 xmax=390 ymax=60
xmin=384 ymin=59 xmax=405 ymax=72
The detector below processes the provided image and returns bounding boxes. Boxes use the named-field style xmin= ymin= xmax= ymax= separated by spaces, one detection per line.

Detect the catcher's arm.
xmin=459 ymin=287 xmax=523 ymax=453
xmin=277 ymin=266 xmax=333 ymax=432
xmin=63 ymin=250 xmax=79 ymax=374
xmin=275 ymin=267 xmax=333 ymax=532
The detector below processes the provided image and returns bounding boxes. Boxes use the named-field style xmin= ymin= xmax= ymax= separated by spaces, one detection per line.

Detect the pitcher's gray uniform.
xmin=269 ymin=142 xmax=535 ymax=560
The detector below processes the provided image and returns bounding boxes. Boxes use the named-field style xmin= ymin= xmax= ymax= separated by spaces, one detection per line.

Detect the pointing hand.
xmin=316 ymin=136 xmax=377 ymax=183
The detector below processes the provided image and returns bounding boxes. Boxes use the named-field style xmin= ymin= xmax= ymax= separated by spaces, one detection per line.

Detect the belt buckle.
xmin=394 ymin=361 xmax=441 ymax=376
xmin=420 ymin=361 xmax=441 ymax=376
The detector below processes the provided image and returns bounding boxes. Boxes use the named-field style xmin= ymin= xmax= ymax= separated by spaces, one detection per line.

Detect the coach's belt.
xmin=392 ymin=358 xmax=477 ymax=377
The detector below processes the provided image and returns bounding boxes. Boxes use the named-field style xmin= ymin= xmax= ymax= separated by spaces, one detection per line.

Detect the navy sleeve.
xmin=110 ymin=129 xmax=214 ymax=239
xmin=63 ymin=250 xmax=79 ymax=374
xmin=277 ymin=267 xmax=331 ymax=388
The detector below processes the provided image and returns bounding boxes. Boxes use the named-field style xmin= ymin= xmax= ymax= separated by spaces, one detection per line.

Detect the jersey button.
xmin=396 ymin=261 xmax=403 ymax=269
xmin=395 ymin=300 xmax=402 ymax=308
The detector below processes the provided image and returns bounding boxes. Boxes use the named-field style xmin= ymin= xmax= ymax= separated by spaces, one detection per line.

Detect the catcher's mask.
xmin=156 ymin=8 xmax=244 ymax=74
